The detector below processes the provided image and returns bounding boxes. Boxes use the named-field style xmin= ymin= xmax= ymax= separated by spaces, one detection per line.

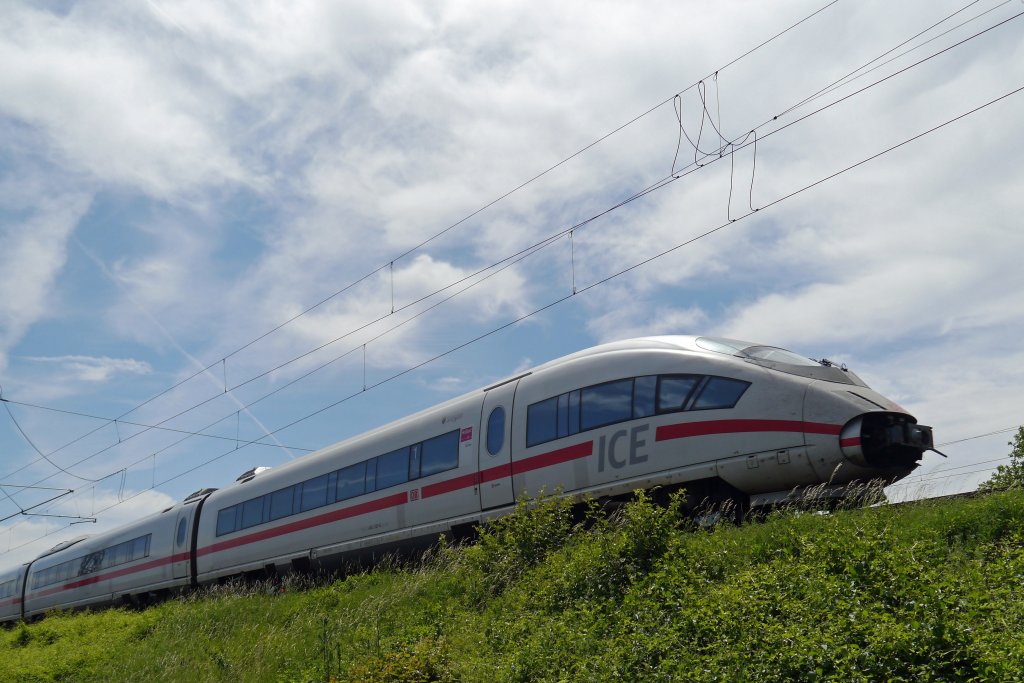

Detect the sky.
xmin=1 ymin=0 xmax=1022 ymax=565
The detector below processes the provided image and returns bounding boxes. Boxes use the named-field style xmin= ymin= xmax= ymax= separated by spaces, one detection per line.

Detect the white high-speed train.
xmin=0 ymin=335 xmax=935 ymax=623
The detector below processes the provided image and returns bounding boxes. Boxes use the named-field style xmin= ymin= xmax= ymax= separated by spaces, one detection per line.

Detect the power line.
xmin=775 ymin=0 xmax=1008 ymax=119
xmin=2 ymin=398 xmax=97 ymax=483
xmin=938 ymin=426 xmax=1019 ymax=447
xmin=9 ymin=3 xmax=1015 ymax=494
xmin=0 ymin=397 xmax=312 ymax=455
xmin=5 ymin=75 xmax=1018 ymax=558
xmin=0 ymin=0 xmax=843 ymax=483
xmin=2 ymin=7 xmax=1019 ymax=542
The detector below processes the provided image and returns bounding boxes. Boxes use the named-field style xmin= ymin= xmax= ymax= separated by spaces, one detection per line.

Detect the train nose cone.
xmin=841 ymin=413 xmax=930 ymax=472
xmin=802 ymin=381 xmax=928 ymax=484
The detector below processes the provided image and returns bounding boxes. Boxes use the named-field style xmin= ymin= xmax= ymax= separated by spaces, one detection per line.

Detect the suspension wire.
xmin=0 ymin=398 xmax=311 ymax=452
xmin=0 ymin=490 xmax=73 ymax=525
xmin=938 ymin=426 xmax=1019 ymax=446
xmin=10 ymin=2 xmax=997 ymax=503
xmin=2 ymin=399 xmax=98 ymax=483
xmin=2 ymin=12 xmax=1017 ymax=505
xmin=4 ymin=10 xmax=1015 ymax=509
xmin=6 ymin=79 xmax=1015 ymax=556
xmin=569 ymin=231 xmax=577 ymax=295
xmin=4 ymin=12 xmax=1021 ymax=552
xmin=776 ymin=0 xmax=1006 ymax=120
xmin=4 ymin=3 xmax=990 ymax=488
xmin=3 ymin=1 xmax=841 ymax=480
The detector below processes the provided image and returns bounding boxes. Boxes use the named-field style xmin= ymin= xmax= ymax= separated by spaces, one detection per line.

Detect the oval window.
xmin=176 ymin=518 xmax=188 ymax=547
xmin=486 ymin=407 xmax=505 ymax=456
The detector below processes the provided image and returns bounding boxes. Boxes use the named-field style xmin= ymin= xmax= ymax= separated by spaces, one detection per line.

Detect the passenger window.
xmin=568 ymin=390 xmax=581 ymax=434
xmin=365 ymin=458 xmax=377 ymax=492
xmin=375 ymin=447 xmax=410 ymax=490
xmin=241 ymin=497 xmax=264 ymax=528
xmin=527 ymin=397 xmax=558 ymax=447
xmin=132 ymin=535 xmax=149 ymax=560
xmin=216 ymin=506 xmax=238 ymax=536
xmin=692 ymin=377 xmax=750 ymax=410
xmin=108 ymin=542 xmax=129 ymax=568
xmin=337 ymin=462 xmax=366 ymax=501
xmin=326 ymin=472 xmax=338 ymax=505
xmin=657 ymin=375 xmax=700 ymax=413
xmin=486 ymin=407 xmax=505 ymax=455
xmin=269 ymin=487 xmax=295 ymax=521
xmin=421 ymin=430 xmax=459 ymax=477
xmin=557 ymin=393 xmax=570 ymax=438
xmin=633 ymin=375 xmax=656 ymax=418
xmin=80 ymin=551 xmax=104 ymax=575
xmin=581 ymin=379 xmax=633 ymax=430
xmin=177 ymin=517 xmax=189 ymax=545
xmin=300 ymin=475 xmax=329 ymax=512
xmin=409 ymin=443 xmax=422 ymax=479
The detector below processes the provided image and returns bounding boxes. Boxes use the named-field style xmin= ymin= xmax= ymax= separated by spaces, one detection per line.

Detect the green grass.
xmin=5 ymin=490 xmax=1024 ymax=682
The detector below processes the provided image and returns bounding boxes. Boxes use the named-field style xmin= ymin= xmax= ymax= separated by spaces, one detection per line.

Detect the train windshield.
xmin=741 ymin=345 xmax=819 ymax=367
xmin=695 ymin=336 xmax=866 ymax=386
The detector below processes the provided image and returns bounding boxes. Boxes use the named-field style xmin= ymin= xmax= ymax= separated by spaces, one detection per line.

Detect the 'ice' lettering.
xmin=598 ymin=424 xmax=649 ymax=471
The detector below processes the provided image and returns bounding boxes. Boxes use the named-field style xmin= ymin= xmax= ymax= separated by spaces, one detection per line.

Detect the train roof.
xmin=526 ymin=335 xmax=706 ymax=374
xmin=216 ymin=338 xmax=715 ymax=485
xmin=210 ymin=334 xmax=840 ymax=497
xmin=35 ymin=536 xmax=90 ymax=561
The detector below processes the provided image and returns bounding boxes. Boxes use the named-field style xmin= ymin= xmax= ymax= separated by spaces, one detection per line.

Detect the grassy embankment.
xmin=3 ymin=488 xmax=1024 ymax=682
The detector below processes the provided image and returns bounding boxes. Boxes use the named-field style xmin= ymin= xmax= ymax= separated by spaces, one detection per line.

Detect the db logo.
xmin=408 ymin=489 xmax=421 ymax=502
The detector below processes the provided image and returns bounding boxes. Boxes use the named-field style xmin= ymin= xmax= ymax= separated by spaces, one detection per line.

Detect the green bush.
xmin=978 ymin=425 xmax=1024 ymax=493
xmin=5 ymin=489 xmax=1024 ymax=682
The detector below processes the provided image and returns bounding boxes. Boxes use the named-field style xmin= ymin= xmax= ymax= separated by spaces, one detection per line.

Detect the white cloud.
xmin=23 ymin=355 xmax=153 ymax=383
xmin=0 ymin=5 xmax=249 ymax=198
xmin=0 ymin=183 xmax=90 ymax=372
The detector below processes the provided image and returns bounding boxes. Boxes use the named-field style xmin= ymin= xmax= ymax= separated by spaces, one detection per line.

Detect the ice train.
xmin=0 ymin=335 xmax=935 ymax=623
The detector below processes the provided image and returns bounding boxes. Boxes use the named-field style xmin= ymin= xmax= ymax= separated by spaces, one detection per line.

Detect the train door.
xmin=478 ymin=379 xmax=518 ymax=510
xmin=171 ymin=506 xmax=192 ymax=580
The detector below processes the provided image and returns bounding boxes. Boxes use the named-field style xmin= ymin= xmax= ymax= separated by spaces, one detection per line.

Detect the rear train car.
xmin=21 ymin=499 xmax=200 ymax=620
xmin=0 ymin=564 xmax=28 ymax=623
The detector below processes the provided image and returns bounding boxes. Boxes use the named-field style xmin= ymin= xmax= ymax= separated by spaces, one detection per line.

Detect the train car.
xmin=0 ymin=563 xmax=28 ymax=623
xmin=0 ymin=335 xmax=935 ymax=622
xmin=20 ymin=495 xmax=203 ymax=619
xmin=194 ymin=390 xmax=487 ymax=582
xmin=191 ymin=335 xmax=933 ymax=581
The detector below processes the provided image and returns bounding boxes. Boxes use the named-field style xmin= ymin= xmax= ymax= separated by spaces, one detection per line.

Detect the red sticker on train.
xmin=460 ymin=427 xmax=473 ymax=442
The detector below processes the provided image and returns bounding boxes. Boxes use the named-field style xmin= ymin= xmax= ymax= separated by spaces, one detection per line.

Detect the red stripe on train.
xmin=656 ymin=419 xmax=841 ymax=442
xmin=26 ymin=551 xmax=189 ymax=599
xmin=197 ymin=491 xmax=409 ymax=557
xmin=512 ymin=441 xmax=593 ymax=474
xmin=22 ymin=418 xmax=848 ymax=601
xmin=198 ymin=441 xmax=594 ymax=557
xmin=840 ymin=436 xmax=862 ymax=448
xmin=421 ymin=471 xmax=480 ymax=498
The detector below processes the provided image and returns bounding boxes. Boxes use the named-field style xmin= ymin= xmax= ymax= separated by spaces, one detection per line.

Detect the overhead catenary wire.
xmin=5 ymin=76 xmax=1020 ymax=556
xmin=2 ymin=6 xmax=1020 ymax=527
xmin=4 ymin=2 xmax=1020 ymax=541
xmin=0 ymin=0 xmax=843 ymax=483
xmin=4 ymin=0 xmax=1003 ymax=491
xmin=886 ymin=426 xmax=1024 ymax=488
xmin=0 ymin=397 xmax=313 ymax=454
xmin=2 ymin=399 xmax=98 ymax=483
xmin=775 ymin=0 xmax=1013 ymax=120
